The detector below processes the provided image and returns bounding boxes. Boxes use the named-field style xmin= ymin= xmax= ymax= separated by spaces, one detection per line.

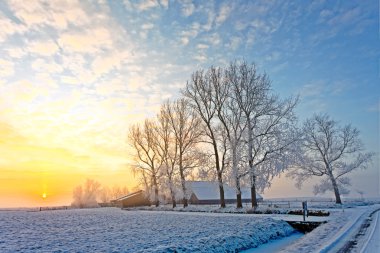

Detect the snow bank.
xmin=278 ymin=204 xmax=380 ymax=252
xmin=0 ymin=208 xmax=294 ymax=252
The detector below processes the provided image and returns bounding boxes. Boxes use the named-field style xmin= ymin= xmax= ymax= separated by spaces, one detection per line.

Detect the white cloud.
xmin=160 ymin=0 xmax=169 ymax=9
xmin=0 ymin=14 xmax=26 ymax=42
xmin=215 ymin=4 xmax=231 ymax=26
xmin=61 ymin=75 xmax=79 ymax=85
xmin=28 ymin=40 xmax=59 ymax=56
xmin=6 ymin=47 xmax=26 ymax=58
xmin=228 ymin=37 xmax=241 ymax=51
xmin=204 ymin=33 xmax=221 ymax=46
xmin=300 ymin=80 xmax=326 ymax=98
xmin=136 ymin=0 xmax=159 ymax=11
xmin=235 ymin=21 xmax=248 ymax=31
xmin=31 ymin=58 xmax=64 ymax=73
xmin=181 ymin=37 xmax=189 ymax=45
xmin=95 ymin=78 xmax=128 ymax=96
xmin=91 ymin=50 xmax=131 ymax=79
xmin=7 ymin=0 xmax=91 ymax=30
xmin=0 ymin=59 xmax=14 ymax=77
xmin=194 ymin=54 xmax=207 ymax=62
xmin=142 ymin=23 xmax=154 ymax=30
xmin=181 ymin=0 xmax=195 ymax=17
xmin=197 ymin=44 xmax=209 ymax=49
xmin=58 ymin=27 xmax=113 ymax=54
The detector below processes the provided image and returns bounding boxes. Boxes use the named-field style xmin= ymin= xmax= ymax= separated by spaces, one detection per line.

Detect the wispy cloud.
xmin=215 ymin=4 xmax=232 ymax=26
xmin=181 ymin=0 xmax=195 ymax=17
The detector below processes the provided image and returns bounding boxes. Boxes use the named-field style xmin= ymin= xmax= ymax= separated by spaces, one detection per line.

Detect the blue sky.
xmin=0 ymin=0 xmax=379 ymax=206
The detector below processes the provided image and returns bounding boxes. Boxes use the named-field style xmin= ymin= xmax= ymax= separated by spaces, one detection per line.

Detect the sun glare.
xmin=42 ymin=193 xmax=47 ymax=199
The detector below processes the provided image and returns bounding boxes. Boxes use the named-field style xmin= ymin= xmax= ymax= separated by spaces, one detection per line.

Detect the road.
xmin=360 ymin=209 xmax=380 ymax=253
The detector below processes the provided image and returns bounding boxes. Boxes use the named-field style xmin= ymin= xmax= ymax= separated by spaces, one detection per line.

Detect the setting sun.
xmin=42 ymin=193 xmax=47 ymax=199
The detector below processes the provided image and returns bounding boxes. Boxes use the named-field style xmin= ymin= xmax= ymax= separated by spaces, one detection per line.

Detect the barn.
xmin=187 ymin=181 xmax=263 ymax=205
xmin=111 ymin=190 xmax=151 ymax=208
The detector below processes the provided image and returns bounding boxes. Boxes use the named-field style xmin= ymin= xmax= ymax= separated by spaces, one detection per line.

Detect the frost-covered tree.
xmin=183 ymin=68 xmax=228 ymax=208
xmin=71 ymin=179 xmax=101 ymax=208
xmin=129 ymin=119 xmax=163 ymax=207
xmin=155 ymin=103 xmax=179 ymax=208
xmin=229 ymin=60 xmax=298 ymax=208
xmin=166 ymin=99 xmax=203 ymax=207
xmin=214 ymin=67 xmax=247 ymax=208
xmin=288 ymin=114 xmax=373 ymax=204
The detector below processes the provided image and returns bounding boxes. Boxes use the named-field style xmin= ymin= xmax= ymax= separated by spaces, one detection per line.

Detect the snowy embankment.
xmin=278 ymin=204 xmax=380 ymax=252
xmin=0 ymin=208 xmax=294 ymax=252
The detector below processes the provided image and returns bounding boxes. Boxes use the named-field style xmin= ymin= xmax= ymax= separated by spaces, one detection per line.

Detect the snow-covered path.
xmin=279 ymin=205 xmax=380 ymax=253
xmin=359 ymin=209 xmax=380 ymax=253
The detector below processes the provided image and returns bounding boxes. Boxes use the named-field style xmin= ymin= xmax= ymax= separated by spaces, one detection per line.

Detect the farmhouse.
xmin=111 ymin=190 xmax=150 ymax=208
xmin=187 ymin=181 xmax=263 ymax=205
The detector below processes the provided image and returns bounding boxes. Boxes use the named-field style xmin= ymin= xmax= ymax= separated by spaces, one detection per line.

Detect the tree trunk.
xmin=329 ymin=174 xmax=342 ymax=204
xmin=212 ymin=131 xmax=226 ymax=208
xmin=250 ymin=174 xmax=258 ymax=208
xmin=232 ymin=145 xmax=242 ymax=208
xmin=237 ymin=192 xmax=242 ymax=208
xmin=171 ymin=193 xmax=176 ymax=208
xmin=181 ymin=178 xmax=188 ymax=207
xmin=170 ymin=184 xmax=176 ymax=208
xmin=179 ymin=159 xmax=188 ymax=208
xmin=153 ymin=175 xmax=159 ymax=207
xmin=236 ymin=175 xmax=242 ymax=209
xmin=217 ymin=171 xmax=226 ymax=208
xmin=247 ymin=120 xmax=257 ymax=208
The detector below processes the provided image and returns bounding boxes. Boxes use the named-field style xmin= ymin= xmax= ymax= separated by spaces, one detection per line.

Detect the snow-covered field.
xmin=0 ymin=208 xmax=294 ymax=252
xmin=1 ymin=202 xmax=379 ymax=252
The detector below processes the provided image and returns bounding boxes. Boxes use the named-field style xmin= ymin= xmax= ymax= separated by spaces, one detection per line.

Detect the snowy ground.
xmin=1 ymin=202 xmax=379 ymax=252
xmin=0 ymin=208 xmax=294 ymax=252
xmin=278 ymin=204 xmax=380 ymax=252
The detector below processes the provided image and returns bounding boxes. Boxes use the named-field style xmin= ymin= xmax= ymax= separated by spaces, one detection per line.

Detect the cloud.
xmin=215 ymin=4 xmax=231 ymax=26
xmin=28 ymin=40 xmax=59 ymax=56
xmin=227 ymin=37 xmax=241 ymax=51
xmin=160 ymin=0 xmax=169 ymax=9
xmin=197 ymin=44 xmax=209 ymax=49
xmin=181 ymin=37 xmax=190 ymax=45
xmin=0 ymin=59 xmax=15 ymax=77
xmin=91 ymin=50 xmax=131 ymax=79
xmin=58 ymin=27 xmax=113 ymax=54
xmin=136 ymin=0 xmax=159 ymax=11
xmin=142 ymin=23 xmax=154 ymax=30
xmin=0 ymin=14 xmax=27 ymax=42
xmin=299 ymin=80 xmax=326 ymax=98
xmin=7 ymin=0 xmax=91 ymax=30
xmin=31 ymin=58 xmax=64 ymax=74
xmin=181 ymin=0 xmax=195 ymax=17
xmin=328 ymin=7 xmax=361 ymax=26
xmin=194 ymin=54 xmax=207 ymax=62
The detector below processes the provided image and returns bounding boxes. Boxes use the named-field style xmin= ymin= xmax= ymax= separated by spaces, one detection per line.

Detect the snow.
xmin=241 ymin=232 xmax=303 ymax=253
xmin=187 ymin=181 xmax=262 ymax=200
xmin=0 ymin=208 xmax=294 ymax=252
xmin=357 ymin=209 xmax=380 ymax=253
xmin=278 ymin=204 xmax=380 ymax=252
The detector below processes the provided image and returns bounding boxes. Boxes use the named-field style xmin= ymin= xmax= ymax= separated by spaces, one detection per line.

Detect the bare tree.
xmin=71 ymin=179 xmax=101 ymax=208
xmin=128 ymin=119 xmax=163 ymax=206
xmin=288 ymin=114 xmax=373 ymax=204
xmin=230 ymin=60 xmax=298 ymax=208
xmin=155 ymin=103 xmax=178 ymax=208
xmin=166 ymin=98 xmax=203 ymax=207
xmin=100 ymin=186 xmax=111 ymax=203
xmin=183 ymin=68 xmax=228 ymax=208
xmin=214 ymin=66 xmax=247 ymax=208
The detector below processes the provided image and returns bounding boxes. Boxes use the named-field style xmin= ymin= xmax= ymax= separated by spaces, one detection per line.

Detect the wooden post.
xmin=302 ymin=201 xmax=307 ymax=221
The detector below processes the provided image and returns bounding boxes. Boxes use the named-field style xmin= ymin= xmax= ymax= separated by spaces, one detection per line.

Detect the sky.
xmin=0 ymin=0 xmax=379 ymax=208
